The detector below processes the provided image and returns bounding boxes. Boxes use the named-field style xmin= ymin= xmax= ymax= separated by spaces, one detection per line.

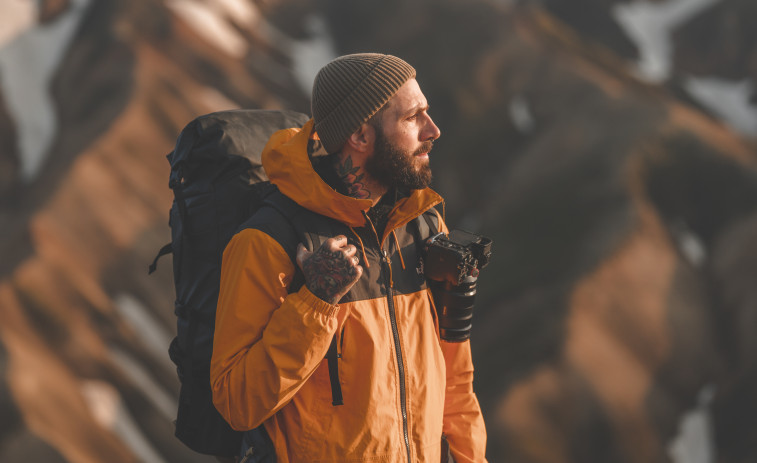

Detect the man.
xmin=210 ymin=53 xmax=487 ymax=462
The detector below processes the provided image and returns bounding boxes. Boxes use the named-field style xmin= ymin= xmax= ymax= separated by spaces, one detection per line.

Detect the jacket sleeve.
xmin=434 ymin=210 xmax=488 ymax=462
xmin=441 ymin=340 xmax=488 ymax=463
xmin=210 ymin=228 xmax=340 ymax=431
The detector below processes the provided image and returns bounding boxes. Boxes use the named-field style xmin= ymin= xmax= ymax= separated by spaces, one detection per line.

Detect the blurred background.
xmin=1 ymin=0 xmax=757 ymax=461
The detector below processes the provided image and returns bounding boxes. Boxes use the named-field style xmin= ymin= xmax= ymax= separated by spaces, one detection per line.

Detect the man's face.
xmin=364 ymin=78 xmax=441 ymax=190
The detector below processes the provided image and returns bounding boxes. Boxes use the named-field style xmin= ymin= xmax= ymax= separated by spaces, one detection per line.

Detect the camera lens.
xmin=430 ymin=276 xmax=476 ymax=342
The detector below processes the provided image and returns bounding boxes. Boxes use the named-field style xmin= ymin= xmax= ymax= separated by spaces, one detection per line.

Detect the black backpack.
xmin=149 ymin=109 xmax=310 ymax=457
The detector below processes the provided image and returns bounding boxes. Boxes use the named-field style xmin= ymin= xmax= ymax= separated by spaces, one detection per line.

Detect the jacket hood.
xmin=261 ymin=119 xmax=443 ymax=232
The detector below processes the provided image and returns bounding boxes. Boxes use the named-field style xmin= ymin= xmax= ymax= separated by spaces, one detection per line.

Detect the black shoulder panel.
xmin=237 ymin=203 xmax=303 ymax=265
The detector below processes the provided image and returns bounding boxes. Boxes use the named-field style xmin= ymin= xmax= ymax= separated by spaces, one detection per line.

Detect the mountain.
xmin=541 ymin=0 xmax=757 ymax=136
xmin=1 ymin=0 xmax=756 ymax=462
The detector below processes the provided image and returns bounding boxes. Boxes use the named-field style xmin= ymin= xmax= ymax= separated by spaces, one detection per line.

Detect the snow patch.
xmin=668 ymin=385 xmax=716 ymax=463
xmin=214 ymin=0 xmax=258 ymax=24
xmin=109 ymin=347 xmax=177 ymax=422
xmin=290 ymin=15 xmax=339 ymax=97
xmin=509 ymin=95 xmax=535 ymax=133
xmin=675 ymin=227 xmax=707 ymax=267
xmin=113 ymin=293 xmax=174 ymax=373
xmin=670 ymin=219 xmax=707 ymax=267
xmin=0 ymin=1 xmax=37 ymax=48
xmin=82 ymin=380 xmax=120 ymax=427
xmin=0 ymin=0 xmax=91 ymax=181
xmin=81 ymin=380 xmax=168 ymax=463
xmin=612 ymin=0 xmax=720 ymax=82
xmin=165 ymin=0 xmax=337 ymax=100
xmin=166 ymin=0 xmax=253 ymax=58
xmin=684 ymin=77 xmax=757 ymax=136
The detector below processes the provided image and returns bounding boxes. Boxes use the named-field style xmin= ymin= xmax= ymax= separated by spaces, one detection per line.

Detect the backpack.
xmin=149 ymin=109 xmax=310 ymax=457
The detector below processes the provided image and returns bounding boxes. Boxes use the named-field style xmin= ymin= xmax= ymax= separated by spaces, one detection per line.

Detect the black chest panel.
xmin=239 ymin=191 xmax=438 ymax=303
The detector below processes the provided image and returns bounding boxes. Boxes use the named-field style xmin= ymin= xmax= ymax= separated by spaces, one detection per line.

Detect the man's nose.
xmin=422 ymin=114 xmax=441 ymax=141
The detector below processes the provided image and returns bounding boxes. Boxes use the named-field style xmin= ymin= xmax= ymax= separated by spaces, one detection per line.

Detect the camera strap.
xmin=411 ymin=209 xmax=441 ymax=277
xmin=413 ymin=209 xmax=440 ymax=242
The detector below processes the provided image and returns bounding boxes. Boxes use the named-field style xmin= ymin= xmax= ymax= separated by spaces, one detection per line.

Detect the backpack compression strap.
xmin=148 ymin=243 xmax=173 ymax=274
xmin=262 ymin=192 xmax=345 ymax=407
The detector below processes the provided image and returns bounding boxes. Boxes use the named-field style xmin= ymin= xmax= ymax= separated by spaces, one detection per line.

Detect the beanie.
xmin=311 ymin=53 xmax=416 ymax=153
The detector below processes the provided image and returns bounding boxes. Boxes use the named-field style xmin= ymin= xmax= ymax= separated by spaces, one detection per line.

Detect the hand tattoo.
xmin=301 ymin=246 xmax=360 ymax=304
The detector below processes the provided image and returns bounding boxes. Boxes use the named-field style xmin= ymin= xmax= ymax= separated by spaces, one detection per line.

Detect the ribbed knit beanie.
xmin=312 ymin=53 xmax=416 ymax=153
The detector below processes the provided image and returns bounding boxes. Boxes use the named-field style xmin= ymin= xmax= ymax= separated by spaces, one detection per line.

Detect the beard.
xmin=364 ymin=128 xmax=433 ymax=191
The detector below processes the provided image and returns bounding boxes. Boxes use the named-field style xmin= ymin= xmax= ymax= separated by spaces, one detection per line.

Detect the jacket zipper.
xmin=365 ymin=214 xmax=412 ymax=463
xmin=383 ymin=249 xmax=412 ymax=463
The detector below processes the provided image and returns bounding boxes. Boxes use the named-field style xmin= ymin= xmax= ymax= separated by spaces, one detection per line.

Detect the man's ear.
xmin=344 ymin=123 xmax=375 ymax=154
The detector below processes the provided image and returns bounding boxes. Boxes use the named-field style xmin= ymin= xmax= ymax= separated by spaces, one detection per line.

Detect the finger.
xmin=295 ymin=243 xmax=310 ymax=269
xmin=343 ymin=244 xmax=358 ymax=257
xmin=351 ymin=264 xmax=363 ymax=282
xmin=324 ymin=235 xmax=348 ymax=251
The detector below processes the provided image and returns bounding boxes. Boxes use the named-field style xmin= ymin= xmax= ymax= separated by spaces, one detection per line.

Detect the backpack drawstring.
xmin=391 ymin=230 xmax=406 ymax=270
xmin=362 ymin=212 xmax=396 ymax=288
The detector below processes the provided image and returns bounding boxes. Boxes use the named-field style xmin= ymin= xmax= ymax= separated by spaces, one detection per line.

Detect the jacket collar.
xmin=262 ymin=119 xmax=442 ymax=232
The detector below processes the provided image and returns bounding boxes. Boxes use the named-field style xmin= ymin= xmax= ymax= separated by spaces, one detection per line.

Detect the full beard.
xmin=365 ymin=129 xmax=433 ymax=191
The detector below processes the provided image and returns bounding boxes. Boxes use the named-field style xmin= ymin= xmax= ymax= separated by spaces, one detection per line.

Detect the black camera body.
xmin=424 ymin=230 xmax=492 ymax=342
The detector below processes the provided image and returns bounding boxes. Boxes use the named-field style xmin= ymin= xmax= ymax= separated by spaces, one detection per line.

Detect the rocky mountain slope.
xmin=1 ymin=0 xmax=756 ymax=462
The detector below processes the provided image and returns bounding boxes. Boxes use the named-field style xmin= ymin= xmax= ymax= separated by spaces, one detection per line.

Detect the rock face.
xmin=1 ymin=0 xmax=756 ymax=462
xmin=540 ymin=0 xmax=757 ymax=135
xmin=0 ymin=1 xmax=309 ymax=462
xmin=673 ymin=0 xmax=757 ymax=94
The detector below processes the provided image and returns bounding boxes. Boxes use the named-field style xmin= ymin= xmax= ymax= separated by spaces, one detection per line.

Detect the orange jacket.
xmin=210 ymin=120 xmax=487 ymax=462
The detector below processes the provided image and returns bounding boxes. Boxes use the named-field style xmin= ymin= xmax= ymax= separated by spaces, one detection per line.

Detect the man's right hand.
xmin=296 ymin=235 xmax=363 ymax=305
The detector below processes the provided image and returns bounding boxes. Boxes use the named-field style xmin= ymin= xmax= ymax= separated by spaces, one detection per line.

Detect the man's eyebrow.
xmin=402 ymin=103 xmax=429 ymax=117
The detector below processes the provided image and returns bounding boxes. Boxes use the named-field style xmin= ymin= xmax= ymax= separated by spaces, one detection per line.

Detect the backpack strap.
xmin=261 ymin=192 xmax=311 ymax=292
xmin=148 ymin=242 xmax=173 ymax=274
xmin=147 ymin=170 xmax=189 ymax=275
xmin=260 ymin=191 xmax=345 ymax=407
xmin=326 ymin=336 xmax=344 ymax=406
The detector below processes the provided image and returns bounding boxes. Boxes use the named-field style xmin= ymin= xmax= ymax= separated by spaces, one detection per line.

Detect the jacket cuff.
xmin=297 ymin=285 xmax=340 ymax=318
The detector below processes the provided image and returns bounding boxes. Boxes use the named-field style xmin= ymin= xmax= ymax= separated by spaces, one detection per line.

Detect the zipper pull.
xmin=382 ymin=250 xmax=394 ymax=288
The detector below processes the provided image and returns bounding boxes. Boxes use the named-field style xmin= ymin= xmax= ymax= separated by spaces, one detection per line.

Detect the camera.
xmin=424 ymin=230 xmax=492 ymax=342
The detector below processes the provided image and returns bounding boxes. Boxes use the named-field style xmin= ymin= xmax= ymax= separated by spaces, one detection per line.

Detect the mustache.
xmin=414 ymin=140 xmax=434 ymax=156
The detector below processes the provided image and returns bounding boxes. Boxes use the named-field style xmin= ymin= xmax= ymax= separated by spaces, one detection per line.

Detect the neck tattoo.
xmin=335 ymin=155 xmax=372 ymax=199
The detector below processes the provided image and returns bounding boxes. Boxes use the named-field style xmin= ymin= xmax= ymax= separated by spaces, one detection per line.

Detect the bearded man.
xmin=210 ymin=53 xmax=488 ymax=463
